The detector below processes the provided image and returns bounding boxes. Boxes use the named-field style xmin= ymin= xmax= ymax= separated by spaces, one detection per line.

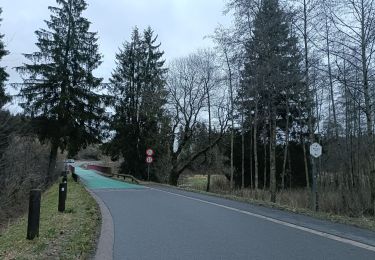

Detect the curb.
xmin=87 ymin=190 xmax=114 ymax=260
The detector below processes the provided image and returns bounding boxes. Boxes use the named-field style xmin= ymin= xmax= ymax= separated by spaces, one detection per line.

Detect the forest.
xmin=1 ymin=0 xmax=375 ymax=224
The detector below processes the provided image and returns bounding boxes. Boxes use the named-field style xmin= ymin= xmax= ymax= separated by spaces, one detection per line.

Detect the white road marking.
xmin=150 ymin=187 xmax=375 ymax=252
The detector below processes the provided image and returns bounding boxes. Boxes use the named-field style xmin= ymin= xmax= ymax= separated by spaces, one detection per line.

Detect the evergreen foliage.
xmin=17 ymin=0 xmax=105 ymax=163
xmin=0 ymin=8 xmax=9 ymax=109
xmin=243 ymin=0 xmax=304 ymax=119
xmin=107 ymin=27 xmax=168 ymax=180
xmin=241 ymin=0 xmax=305 ymax=197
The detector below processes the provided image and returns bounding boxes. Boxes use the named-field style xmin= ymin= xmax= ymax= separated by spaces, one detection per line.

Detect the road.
xmin=74 ymin=167 xmax=375 ymax=260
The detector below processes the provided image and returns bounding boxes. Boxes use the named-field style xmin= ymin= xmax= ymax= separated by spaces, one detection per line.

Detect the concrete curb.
xmin=88 ymin=189 xmax=114 ymax=260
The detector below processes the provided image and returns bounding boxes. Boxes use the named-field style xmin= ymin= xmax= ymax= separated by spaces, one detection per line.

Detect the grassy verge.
xmin=146 ymin=179 xmax=375 ymax=232
xmin=0 ymin=177 xmax=100 ymax=260
xmin=180 ymin=187 xmax=375 ymax=231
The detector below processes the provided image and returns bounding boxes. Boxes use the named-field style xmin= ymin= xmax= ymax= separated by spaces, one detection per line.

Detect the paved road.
xmin=75 ymin=167 xmax=375 ymax=260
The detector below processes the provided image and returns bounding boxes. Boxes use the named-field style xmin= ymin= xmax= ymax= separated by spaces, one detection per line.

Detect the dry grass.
xmin=179 ymin=174 xmax=375 ymax=230
xmin=0 ymin=137 xmax=63 ymax=230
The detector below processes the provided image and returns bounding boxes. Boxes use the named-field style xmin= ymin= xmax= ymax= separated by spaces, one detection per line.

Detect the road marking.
xmin=150 ymin=187 xmax=375 ymax=252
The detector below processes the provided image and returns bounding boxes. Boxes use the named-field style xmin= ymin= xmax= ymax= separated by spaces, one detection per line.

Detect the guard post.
xmin=58 ymin=182 xmax=67 ymax=212
xmin=27 ymin=189 xmax=41 ymax=240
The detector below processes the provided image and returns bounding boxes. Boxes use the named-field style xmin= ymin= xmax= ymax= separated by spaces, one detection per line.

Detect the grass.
xmin=179 ymin=175 xmax=208 ymax=190
xmin=173 ymin=175 xmax=375 ymax=232
xmin=0 ymin=177 xmax=100 ymax=260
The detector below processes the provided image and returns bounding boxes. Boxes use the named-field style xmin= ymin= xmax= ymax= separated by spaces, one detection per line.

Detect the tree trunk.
xmin=282 ymin=101 xmax=290 ymax=190
xmin=302 ymin=141 xmax=310 ymax=188
xmin=270 ymin=115 xmax=277 ymax=203
xmin=168 ymin=168 xmax=179 ymax=186
xmin=250 ymin=124 xmax=253 ymax=189
xmin=224 ymin=50 xmax=235 ymax=190
xmin=303 ymin=0 xmax=314 ymax=191
xmin=263 ymin=141 xmax=267 ymax=190
xmin=254 ymin=102 xmax=259 ymax=189
xmin=325 ymin=16 xmax=338 ymax=139
xmin=206 ymin=80 xmax=212 ymax=192
xmin=241 ymin=97 xmax=245 ymax=189
xmin=47 ymin=141 xmax=58 ymax=184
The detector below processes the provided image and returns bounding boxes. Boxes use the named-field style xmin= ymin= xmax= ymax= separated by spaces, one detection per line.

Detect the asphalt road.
xmin=75 ymin=167 xmax=375 ymax=260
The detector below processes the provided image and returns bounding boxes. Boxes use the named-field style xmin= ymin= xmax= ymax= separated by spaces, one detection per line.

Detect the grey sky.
xmin=1 ymin=0 xmax=231 ymax=87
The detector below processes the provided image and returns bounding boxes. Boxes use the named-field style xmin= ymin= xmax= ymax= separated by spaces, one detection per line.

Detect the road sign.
xmin=310 ymin=143 xmax=322 ymax=158
xmin=146 ymin=156 xmax=153 ymax=164
xmin=146 ymin=148 xmax=154 ymax=156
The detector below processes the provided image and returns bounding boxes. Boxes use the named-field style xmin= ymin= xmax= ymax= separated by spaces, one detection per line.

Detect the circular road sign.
xmin=146 ymin=148 xmax=154 ymax=156
xmin=310 ymin=143 xmax=322 ymax=158
xmin=146 ymin=156 xmax=154 ymax=164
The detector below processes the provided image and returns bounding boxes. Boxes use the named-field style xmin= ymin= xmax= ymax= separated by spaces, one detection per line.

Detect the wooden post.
xmin=27 ymin=189 xmax=41 ymax=240
xmin=58 ymin=183 xmax=67 ymax=212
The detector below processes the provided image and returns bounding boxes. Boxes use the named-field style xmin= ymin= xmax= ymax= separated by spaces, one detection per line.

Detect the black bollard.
xmin=58 ymin=183 xmax=67 ymax=212
xmin=27 ymin=189 xmax=41 ymax=240
xmin=72 ymin=172 xmax=78 ymax=182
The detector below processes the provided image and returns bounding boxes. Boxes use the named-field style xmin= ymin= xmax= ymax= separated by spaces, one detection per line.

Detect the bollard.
xmin=62 ymin=176 xmax=67 ymax=184
xmin=72 ymin=172 xmax=78 ymax=182
xmin=58 ymin=183 xmax=67 ymax=212
xmin=27 ymin=189 xmax=41 ymax=240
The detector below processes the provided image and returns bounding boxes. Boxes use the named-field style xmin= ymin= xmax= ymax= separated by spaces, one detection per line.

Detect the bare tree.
xmin=166 ymin=54 xmax=228 ymax=186
xmin=193 ymin=49 xmax=221 ymax=192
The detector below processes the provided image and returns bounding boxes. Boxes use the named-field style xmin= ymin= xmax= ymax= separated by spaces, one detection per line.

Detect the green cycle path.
xmin=74 ymin=167 xmax=144 ymax=190
xmin=73 ymin=165 xmax=375 ymax=260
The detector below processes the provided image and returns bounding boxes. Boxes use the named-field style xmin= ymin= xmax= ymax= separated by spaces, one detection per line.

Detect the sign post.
xmin=310 ymin=143 xmax=322 ymax=212
xmin=146 ymin=149 xmax=154 ymax=181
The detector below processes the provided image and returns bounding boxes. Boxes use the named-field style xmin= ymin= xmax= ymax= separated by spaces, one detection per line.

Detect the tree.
xmin=211 ymin=26 xmax=240 ymax=190
xmin=192 ymin=49 xmax=220 ymax=192
xmin=243 ymin=0 xmax=304 ymax=202
xmin=328 ymin=0 xmax=375 ymax=137
xmin=0 ymin=8 xmax=9 ymax=109
xmin=166 ymin=52 xmax=228 ymax=185
xmin=107 ymin=27 xmax=168 ymax=180
xmin=17 ymin=0 xmax=105 ymax=181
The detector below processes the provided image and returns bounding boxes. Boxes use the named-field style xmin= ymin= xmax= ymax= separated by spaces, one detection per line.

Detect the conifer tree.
xmin=17 ymin=0 xmax=105 ymax=180
xmin=108 ymin=27 xmax=168 ymax=179
xmin=0 ymin=8 xmax=9 ymax=109
xmin=242 ymin=0 xmax=304 ymax=201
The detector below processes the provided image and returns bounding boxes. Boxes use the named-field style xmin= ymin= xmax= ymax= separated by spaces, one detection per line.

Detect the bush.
xmin=0 ymin=136 xmax=62 ymax=230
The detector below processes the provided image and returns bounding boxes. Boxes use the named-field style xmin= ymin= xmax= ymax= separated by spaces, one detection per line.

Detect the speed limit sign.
xmin=146 ymin=156 xmax=153 ymax=164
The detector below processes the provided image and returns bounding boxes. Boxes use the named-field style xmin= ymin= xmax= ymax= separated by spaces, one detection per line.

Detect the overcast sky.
xmin=1 ymin=0 xmax=231 ymax=87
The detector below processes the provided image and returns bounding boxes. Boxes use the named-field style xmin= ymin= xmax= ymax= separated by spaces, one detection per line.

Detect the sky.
xmin=1 ymin=0 xmax=231 ymax=105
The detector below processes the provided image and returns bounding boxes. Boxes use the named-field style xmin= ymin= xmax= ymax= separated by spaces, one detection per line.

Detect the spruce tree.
xmin=0 ymin=8 xmax=9 ymax=109
xmin=17 ymin=0 xmax=104 ymax=180
xmin=242 ymin=0 xmax=304 ymax=201
xmin=108 ymin=27 xmax=168 ymax=180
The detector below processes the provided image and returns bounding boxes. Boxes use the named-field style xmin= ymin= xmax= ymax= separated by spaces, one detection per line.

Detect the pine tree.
xmin=0 ymin=8 xmax=10 ymax=109
xmin=17 ymin=0 xmax=105 ymax=180
xmin=108 ymin=27 xmax=168 ymax=180
xmin=242 ymin=0 xmax=304 ymax=201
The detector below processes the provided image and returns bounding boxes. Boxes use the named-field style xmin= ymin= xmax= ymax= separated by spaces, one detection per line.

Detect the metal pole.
xmin=147 ymin=164 xmax=150 ymax=182
xmin=27 ymin=189 xmax=41 ymax=240
xmin=311 ymin=157 xmax=318 ymax=211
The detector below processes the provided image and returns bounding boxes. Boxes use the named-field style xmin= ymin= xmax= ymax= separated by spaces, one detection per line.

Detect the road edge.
xmin=88 ymin=189 xmax=114 ymax=260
